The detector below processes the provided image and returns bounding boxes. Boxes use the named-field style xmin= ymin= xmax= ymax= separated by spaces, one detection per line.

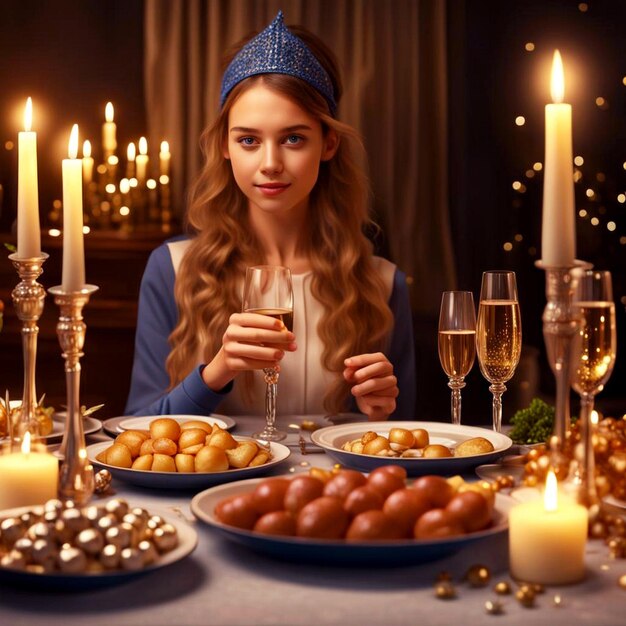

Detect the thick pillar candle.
xmin=509 ymin=471 xmax=587 ymax=585
xmin=102 ymin=101 xmax=117 ymax=155
xmin=159 ymin=140 xmax=171 ymax=179
xmin=541 ymin=50 xmax=576 ymax=266
xmin=0 ymin=433 xmax=58 ymax=509
xmin=62 ymin=124 xmax=86 ymax=292
xmin=17 ymin=97 xmax=41 ymax=258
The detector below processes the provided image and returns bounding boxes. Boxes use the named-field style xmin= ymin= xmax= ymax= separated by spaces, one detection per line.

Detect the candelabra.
xmin=9 ymin=252 xmax=48 ymax=446
xmin=49 ymin=284 xmax=98 ymax=505
xmin=536 ymin=260 xmax=591 ymax=453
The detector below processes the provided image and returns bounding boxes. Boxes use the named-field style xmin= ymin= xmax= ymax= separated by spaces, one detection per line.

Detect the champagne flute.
xmin=570 ymin=270 xmax=616 ymax=503
xmin=438 ymin=291 xmax=476 ymax=425
xmin=243 ymin=265 xmax=293 ymax=442
xmin=476 ymin=271 xmax=522 ymax=432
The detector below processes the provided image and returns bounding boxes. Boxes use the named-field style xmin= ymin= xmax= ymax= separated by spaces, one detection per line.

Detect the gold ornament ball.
xmin=435 ymin=581 xmax=456 ymax=599
xmin=485 ymin=600 xmax=504 ymax=615
xmin=515 ymin=586 xmax=536 ymax=607
xmin=493 ymin=581 xmax=511 ymax=595
xmin=619 ymin=574 xmax=626 ymax=590
xmin=94 ymin=469 xmax=112 ymax=494
xmin=466 ymin=564 xmax=491 ymax=587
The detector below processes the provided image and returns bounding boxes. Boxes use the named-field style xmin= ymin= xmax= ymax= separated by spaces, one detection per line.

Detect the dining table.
xmin=0 ymin=414 xmax=624 ymax=626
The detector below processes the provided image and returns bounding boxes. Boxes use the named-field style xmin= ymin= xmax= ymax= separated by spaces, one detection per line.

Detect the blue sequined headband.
xmin=220 ymin=10 xmax=337 ymax=115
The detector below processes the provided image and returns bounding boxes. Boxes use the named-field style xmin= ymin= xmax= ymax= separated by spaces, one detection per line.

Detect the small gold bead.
xmin=515 ymin=587 xmax=536 ymax=607
xmin=435 ymin=581 xmax=456 ymax=599
xmin=493 ymin=581 xmax=511 ymax=595
xmin=619 ymin=574 xmax=626 ymax=589
xmin=466 ymin=564 xmax=491 ymax=587
xmin=485 ymin=600 xmax=504 ymax=615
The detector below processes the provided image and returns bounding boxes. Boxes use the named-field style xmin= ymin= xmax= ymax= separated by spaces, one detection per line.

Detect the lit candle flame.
xmin=24 ymin=97 xmax=33 ymax=132
xmin=68 ymin=124 xmax=79 ymax=159
xmin=160 ymin=140 xmax=170 ymax=154
xmin=590 ymin=410 xmax=599 ymax=426
xmin=21 ymin=431 xmax=31 ymax=454
xmin=544 ymin=469 xmax=558 ymax=512
xmin=550 ymin=50 xmax=565 ymax=103
xmin=105 ymin=101 xmax=114 ymax=123
xmin=139 ymin=136 xmax=148 ymax=155
xmin=127 ymin=142 xmax=136 ymax=161
xmin=83 ymin=139 xmax=91 ymax=159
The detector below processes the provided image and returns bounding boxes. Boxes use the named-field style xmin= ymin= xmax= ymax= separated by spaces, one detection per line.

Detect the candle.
xmin=136 ymin=136 xmax=149 ymax=184
xmin=126 ymin=141 xmax=136 ymax=178
xmin=0 ymin=432 xmax=58 ymax=509
xmin=62 ymin=124 xmax=86 ymax=292
xmin=509 ymin=470 xmax=588 ymax=585
xmin=17 ymin=97 xmax=41 ymax=258
xmin=82 ymin=139 xmax=94 ymax=185
xmin=102 ymin=101 xmax=117 ymax=155
xmin=159 ymin=140 xmax=171 ymax=180
xmin=541 ymin=50 xmax=576 ymax=266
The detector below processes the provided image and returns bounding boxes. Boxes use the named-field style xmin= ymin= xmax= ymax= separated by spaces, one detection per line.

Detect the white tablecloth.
xmin=0 ymin=416 xmax=624 ymax=626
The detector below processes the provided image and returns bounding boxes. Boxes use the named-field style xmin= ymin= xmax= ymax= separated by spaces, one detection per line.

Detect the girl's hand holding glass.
xmin=343 ymin=352 xmax=398 ymax=420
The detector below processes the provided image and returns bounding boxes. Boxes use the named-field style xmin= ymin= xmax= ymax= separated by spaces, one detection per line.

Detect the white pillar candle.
xmin=62 ymin=124 xmax=86 ymax=292
xmin=17 ymin=97 xmax=41 ymax=258
xmin=541 ymin=50 xmax=576 ymax=266
xmin=136 ymin=136 xmax=149 ymax=184
xmin=159 ymin=140 xmax=171 ymax=179
xmin=0 ymin=433 xmax=58 ymax=509
xmin=82 ymin=139 xmax=94 ymax=185
xmin=102 ymin=101 xmax=117 ymax=155
xmin=509 ymin=471 xmax=588 ymax=585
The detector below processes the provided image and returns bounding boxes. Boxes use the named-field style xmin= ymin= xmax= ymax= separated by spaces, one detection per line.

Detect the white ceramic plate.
xmin=102 ymin=413 xmax=236 ymax=437
xmin=0 ymin=413 xmax=101 ymax=444
xmin=87 ymin=439 xmax=291 ymax=490
xmin=311 ymin=421 xmax=512 ymax=476
xmin=191 ymin=477 xmax=514 ymax=566
xmin=0 ymin=505 xmax=197 ymax=590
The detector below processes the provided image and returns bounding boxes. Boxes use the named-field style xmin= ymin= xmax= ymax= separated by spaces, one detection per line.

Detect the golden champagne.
xmin=245 ymin=307 xmax=294 ymax=332
xmin=438 ymin=330 xmax=476 ymax=378
xmin=571 ymin=302 xmax=616 ymax=395
xmin=476 ymin=300 xmax=522 ymax=383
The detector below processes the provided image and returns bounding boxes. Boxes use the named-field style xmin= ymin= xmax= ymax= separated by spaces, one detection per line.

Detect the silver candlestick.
xmin=9 ymin=252 xmax=49 ymax=445
xmin=49 ymin=284 xmax=98 ymax=505
xmin=536 ymin=260 xmax=591 ymax=454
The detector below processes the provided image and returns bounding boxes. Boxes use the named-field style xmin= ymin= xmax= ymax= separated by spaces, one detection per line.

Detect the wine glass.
xmin=475 ymin=271 xmax=522 ymax=432
xmin=570 ymin=270 xmax=617 ymax=503
xmin=438 ymin=291 xmax=476 ymax=425
xmin=242 ymin=265 xmax=293 ymax=442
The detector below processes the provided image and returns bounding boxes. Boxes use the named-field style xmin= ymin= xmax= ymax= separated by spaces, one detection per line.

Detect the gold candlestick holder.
xmin=9 ymin=252 xmax=49 ymax=446
xmin=536 ymin=260 xmax=591 ymax=454
xmin=49 ymin=284 xmax=99 ymax=505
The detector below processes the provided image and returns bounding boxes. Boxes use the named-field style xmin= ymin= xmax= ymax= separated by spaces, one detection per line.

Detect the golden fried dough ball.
xmin=411 ymin=428 xmax=429 ymax=449
xmin=140 ymin=439 xmax=155 ymax=455
xmin=152 ymin=437 xmax=178 ymax=455
xmin=115 ymin=430 xmax=149 ymax=457
xmin=195 ymin=445 xmax=229 ymax=472
xmin=351 ymin=441 xmax=365 ymax=454
xmin=248 ymin=450 xmax=270 ymax=467
xmin=180 ymin=420 xmax=214 ymax=435
xmin=454 ymin=437 xmax=495 ymax=457
xmin=389 ymin=428 xmax=415 ymax=449
xmin=104 ymin=443 xmax=133 ymax=468
xmin=226 ymin=441 xmax=258 ymax=468
xmin=178 ymin=428 xmax=208 ymax=452
xmin=360 ymin=431 xmax=378 ymax=445
xmin=422 ymin=444 xmax=453 ymax=458
xmin=363 ymin=436 xmax=391 ymax=456
xmin=208 ymin=429 xmax=238 ymax=451
xmin=174 ymin=453 xmax=195 ymax=473
xmin=149 ymin=418 xmax=181 ymax=442
xmin=132 ymin=454 xmax=153 ymax=470
xmin=151 ymin=453 xmax=177 ymax=472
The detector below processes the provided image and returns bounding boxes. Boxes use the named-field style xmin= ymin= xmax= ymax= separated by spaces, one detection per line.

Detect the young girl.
xmin=125 ymin=11 xmax=415 ymax=420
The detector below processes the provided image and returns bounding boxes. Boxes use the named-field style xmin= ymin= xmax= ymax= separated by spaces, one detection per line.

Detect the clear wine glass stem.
xmin=262 ymin=367 xmax=280 ymax=438
xmin=579 ymin=392 xmax=598 ymax=506
xmin=447 ymin=378 xmax=466 ymax=426
xmin=489 ymin=382 xmax=506 ymax=433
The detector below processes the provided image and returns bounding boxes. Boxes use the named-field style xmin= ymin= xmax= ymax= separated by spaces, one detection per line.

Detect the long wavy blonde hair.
xmin=166 ymin=27 xmax=394 ymax=414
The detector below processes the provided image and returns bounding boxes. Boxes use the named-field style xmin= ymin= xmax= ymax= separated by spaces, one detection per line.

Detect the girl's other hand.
xmin=202 ymin=312 xmax=297 ymax=391
xmin=343 ymin=352 xmax=398 ymax=420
